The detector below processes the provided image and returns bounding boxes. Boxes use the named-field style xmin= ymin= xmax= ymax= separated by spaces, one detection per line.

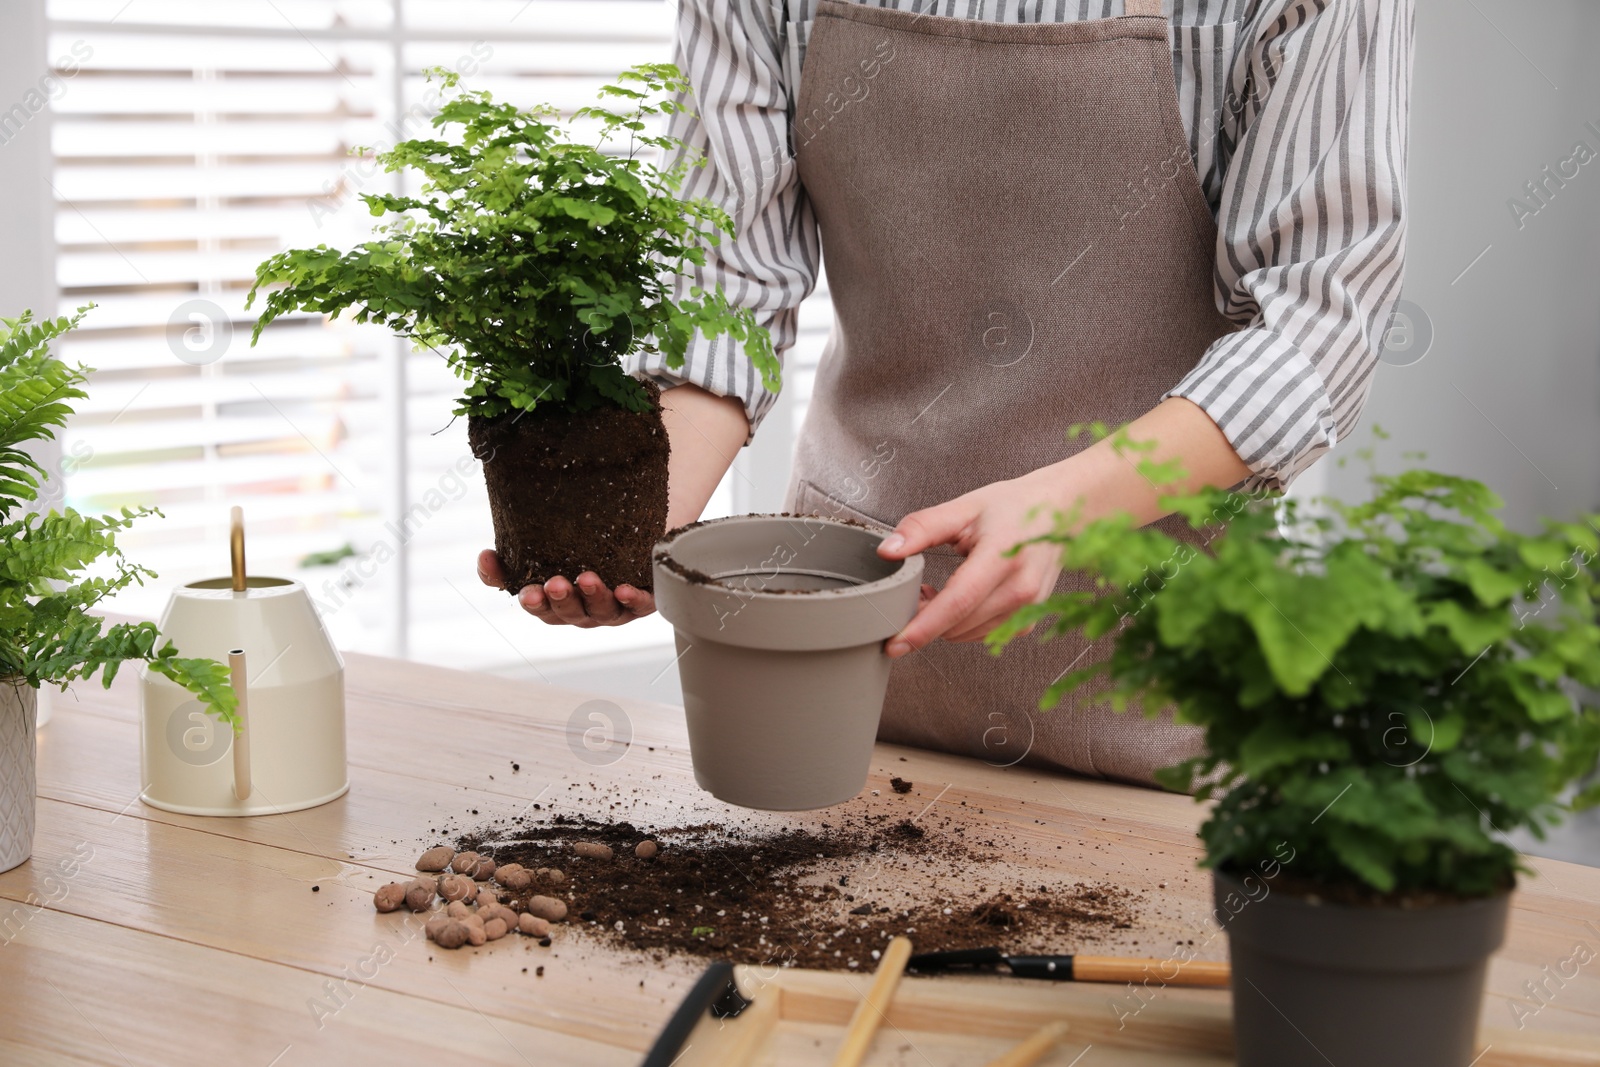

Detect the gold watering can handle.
xmin=230 ymin=506 xmax=246 ymax=592
xmin=228 ymin=649 xmax=252 ymax=800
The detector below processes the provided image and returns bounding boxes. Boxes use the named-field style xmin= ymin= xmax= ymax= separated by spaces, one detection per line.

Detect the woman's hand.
xmin=477 ymin=551 xmax=655 ymax=627
xmin=875 ymin=397 xmax=1251 ymax=659
xmin=875 ymin=467 xmax=1066 ymax=658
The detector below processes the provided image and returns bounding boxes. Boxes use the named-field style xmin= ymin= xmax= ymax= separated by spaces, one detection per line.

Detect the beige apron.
xmin=784 ymin=0 xmax=1238 ymax=787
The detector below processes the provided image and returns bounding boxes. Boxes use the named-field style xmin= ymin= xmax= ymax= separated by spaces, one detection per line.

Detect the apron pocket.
xmin=793 ymin=478 xmax=894 ymax=533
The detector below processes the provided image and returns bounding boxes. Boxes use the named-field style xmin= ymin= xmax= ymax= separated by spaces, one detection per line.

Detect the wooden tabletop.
xmin=3 ymin=651 xmax=1597 ymax=1066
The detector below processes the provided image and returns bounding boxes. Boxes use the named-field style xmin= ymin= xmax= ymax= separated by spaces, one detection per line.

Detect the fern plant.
xmin=991 ymin=431 xmax=1600 ymax=900
xmin=247 ymin=64 xmax=777 ymax=420
xmin=0 ymin=307 xmax=236 ymax=725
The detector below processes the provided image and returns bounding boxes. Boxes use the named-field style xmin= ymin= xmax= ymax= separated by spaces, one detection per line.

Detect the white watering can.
xmin=139 ymin=508 xmax=348 ymax=816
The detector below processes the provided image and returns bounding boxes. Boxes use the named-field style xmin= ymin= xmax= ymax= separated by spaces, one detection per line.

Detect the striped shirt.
xmin=627 ymin=0 xmax=1415 ymax=491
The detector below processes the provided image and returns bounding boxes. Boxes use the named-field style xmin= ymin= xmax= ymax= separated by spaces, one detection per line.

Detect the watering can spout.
xmin=228 ymin=648 xmax=252 ymax=800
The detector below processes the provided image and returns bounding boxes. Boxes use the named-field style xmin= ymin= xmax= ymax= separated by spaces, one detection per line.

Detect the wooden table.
xmin=2 ymin=652 xmax=1597 ymax=1065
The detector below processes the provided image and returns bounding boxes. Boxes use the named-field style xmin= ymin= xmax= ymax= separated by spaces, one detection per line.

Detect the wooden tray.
xmin=654 ymin=964 xmax=1600 ymax=1066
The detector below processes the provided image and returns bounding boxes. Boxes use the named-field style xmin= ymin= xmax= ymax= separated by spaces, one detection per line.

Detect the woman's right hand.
xmin=477 ymin=550 xmax=656 ymax=627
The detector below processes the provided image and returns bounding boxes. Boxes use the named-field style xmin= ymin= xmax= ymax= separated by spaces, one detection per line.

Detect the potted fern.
xmin=247 ymin=65 xmax=775 ymax=594
xmin=1 ymin=308 xmax=236 ymax=874
xmin=991 ymin=435 xmax=1600 ymax=1066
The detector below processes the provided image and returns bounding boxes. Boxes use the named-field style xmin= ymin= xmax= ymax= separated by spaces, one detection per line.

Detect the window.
xmin=47 ymin=0 xmax=829 ymax=695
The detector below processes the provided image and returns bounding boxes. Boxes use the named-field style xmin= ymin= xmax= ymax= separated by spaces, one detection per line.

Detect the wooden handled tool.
xmin=230 ymin=506 xmax=246 ymax=591
xmin=831 ymin=936 xmax=912 ymax=1067
xmin=1071 ymin=956 xmax=1229 ymax=986
xmin=907 ymin=947 xmax=1230 ymax=988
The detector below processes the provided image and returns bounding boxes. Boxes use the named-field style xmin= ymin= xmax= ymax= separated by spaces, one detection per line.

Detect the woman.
xmin=478 ymin=0 xmax=1413 ymax=787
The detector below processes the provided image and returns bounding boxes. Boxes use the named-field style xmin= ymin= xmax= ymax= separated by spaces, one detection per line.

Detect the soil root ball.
xmin=468 ymin=384 xmax=669 ymax=594
xmin=416 ymin=846 xmax=455 ymax=872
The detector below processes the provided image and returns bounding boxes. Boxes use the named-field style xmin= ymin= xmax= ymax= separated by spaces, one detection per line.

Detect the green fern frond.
xmin=1 ymin=305 xmax=234 ymax=726
xmin=0 ymin=306 xmax=92 ymax=514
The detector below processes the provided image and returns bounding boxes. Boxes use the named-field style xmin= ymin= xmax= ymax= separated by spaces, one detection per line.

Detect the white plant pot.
xmin=1 ymin=680 xmax=38 ymax=874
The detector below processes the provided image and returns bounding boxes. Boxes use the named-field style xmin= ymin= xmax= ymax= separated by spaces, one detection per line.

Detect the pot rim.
xmin=653 ymin=513 xmax=921 ymax=602
xmin=1213 ymin=865 xmax=1514 ymax=913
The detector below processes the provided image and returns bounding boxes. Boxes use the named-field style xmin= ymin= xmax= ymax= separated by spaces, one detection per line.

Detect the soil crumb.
xmin=453 ymin=811 xmax=1141 ymax=972
xmin=890 ymin=777 xmax=913 ymax=794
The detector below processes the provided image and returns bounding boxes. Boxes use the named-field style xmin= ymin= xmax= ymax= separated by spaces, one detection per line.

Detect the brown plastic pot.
xmin=652 ymin=514 xmax=923 ymax=811
xmin=1215 ymin=869 xmax=1509 ymax=1067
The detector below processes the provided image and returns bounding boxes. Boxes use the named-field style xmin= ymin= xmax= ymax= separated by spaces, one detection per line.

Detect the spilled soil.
xmin=450 ymin=808 xmax=1141 ymax=972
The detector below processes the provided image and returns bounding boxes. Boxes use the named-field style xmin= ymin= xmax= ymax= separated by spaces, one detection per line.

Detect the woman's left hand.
xmin=874 ymin=468 xmax=1066 ymax=658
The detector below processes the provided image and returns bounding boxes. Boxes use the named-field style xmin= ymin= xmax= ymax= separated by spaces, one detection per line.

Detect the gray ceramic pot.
xmin=1215 ymin=869 xmax=1509 ymax=1067
xmin=652 ymin=514 xmax=923 ymax=811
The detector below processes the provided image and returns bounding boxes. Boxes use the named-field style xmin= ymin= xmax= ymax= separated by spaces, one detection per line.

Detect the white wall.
xmin=1327 ymin=0 xmax=1600 ymax=526
xmin=0 ymin=2 xmax=60 ymax=481
xmin=0 ymin=1 xmax=57 ymax=330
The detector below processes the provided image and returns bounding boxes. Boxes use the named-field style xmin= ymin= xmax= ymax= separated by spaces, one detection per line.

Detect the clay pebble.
xmin=573 ymin=842 xmax=613 ymax=861
xmin=439 ymin=874 xmax=477 ymax=903
xmin=403 ymin=879 xmax=435 ymax=912
xmin=526 ymin=895 xmax=569 ymax=923
xmin=469 ymin=855 xmax=497 ymax=881
xmin=634 ymin=840 xmax=658 ymax=860
xmin=416 ymin=845 xmax=455 ymax=872
xmin=484 ymin=917 xmax=509 ymax=941
xmin=518 ymin=914 xmax=551 ymax=938
xmin=451 ymin=851 xmax=484 ymax=876
xmin=434 ymin=921 xmax=470 ymax=949
xmin=373 ymin=883 xmax=407 ymax=913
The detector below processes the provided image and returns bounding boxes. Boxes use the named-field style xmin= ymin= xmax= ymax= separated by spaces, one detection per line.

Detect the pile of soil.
xmin=469 ymin=381 xmax=669 ymax=593
xmin=451 ymin=809 xmax=1141 ymax=972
